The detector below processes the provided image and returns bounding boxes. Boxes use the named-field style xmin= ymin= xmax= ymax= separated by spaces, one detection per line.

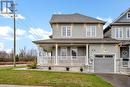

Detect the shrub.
xmin=27 ymin=61 xmax=37 ymax=69
xmin=48 ymin=66 xmax=51 ymax=70
xmin=15 ymin=55 xmax=19 ymax=62
xmin=80 ymin=67 xmax=83 ymax=72
xmin=66 ymin=67 xmax=70 ymax=71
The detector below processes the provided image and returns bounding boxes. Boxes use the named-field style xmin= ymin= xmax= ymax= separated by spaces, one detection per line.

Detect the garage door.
xmin=94 ymin=54 xmax=114 ymax=73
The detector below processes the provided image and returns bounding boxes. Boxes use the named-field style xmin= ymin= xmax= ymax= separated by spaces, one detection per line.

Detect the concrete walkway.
xmin=96 ymin=74 xmax=130 ymax=87
xmin=0 ymin=64 xmax=27 ymax=67
xmin=0 ymin=84 xmax=50 ymax=87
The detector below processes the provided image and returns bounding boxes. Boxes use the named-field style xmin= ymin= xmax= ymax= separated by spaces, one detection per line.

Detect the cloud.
xmin=16 ymin=29 xmax=26 ymax=37
xmin=53 ymin=11 xmax=62 ymax=14
xmin=0 ymin=8 xmax=25 ymax=20
xmin=0 ymin=13 xmax=25 ymax=20
xmin=28 ymin=27 xmax=51 ymax=40
xmin=0 ymin=42 xmax=5 ymax=51
xmin=5 ymin=48 xmax=12 ymax=53
xmin=96 ymin=17 xmax=113 ymax=29
xmin=0 ymin=26 xmax=26 ymax=40
xmin=0 ymin=42 xmax=12 ymax=53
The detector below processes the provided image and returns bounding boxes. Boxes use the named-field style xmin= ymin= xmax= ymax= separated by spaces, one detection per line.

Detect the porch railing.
xmin=117 ymin=58 xmax=130 ymax=68
xmin=43 ymin=56 xmax=86 ymax=66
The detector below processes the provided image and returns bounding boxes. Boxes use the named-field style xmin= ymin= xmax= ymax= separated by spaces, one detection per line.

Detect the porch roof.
xmin=33 ymin=38 xmax=120 ymax=44
xmin=119 ymin=40 xmax=130 ymax=45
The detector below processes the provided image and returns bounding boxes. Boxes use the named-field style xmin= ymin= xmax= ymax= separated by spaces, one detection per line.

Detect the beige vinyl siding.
xmin=104 ymin=29 xmax=111 ymax=38
xmin=52 ymin=23 xmax=103 ymax=39
xmin=116 ymin=11 xmax=130 ymax=22
xmin=111 ymin=26 xmax=130 ymax=40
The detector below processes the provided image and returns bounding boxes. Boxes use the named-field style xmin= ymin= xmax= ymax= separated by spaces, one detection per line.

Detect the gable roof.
xmin=104 ymin=8 xmax=130 ymax=33
xmin=50 ymin=13 xmax=105 ymax=24
xmin=112 ymin=8 xmax=130 ymax=24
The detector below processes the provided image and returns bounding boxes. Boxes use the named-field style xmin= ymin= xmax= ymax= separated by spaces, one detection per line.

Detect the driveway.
xmin=96 ymin=74 xmax=130 ymax=87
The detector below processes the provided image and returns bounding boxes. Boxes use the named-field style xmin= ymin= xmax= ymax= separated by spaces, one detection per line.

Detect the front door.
xmin=121 ymin=47 xmax=129 ymax=67
xmin=71 ymin=47 xmax=77 ymax=59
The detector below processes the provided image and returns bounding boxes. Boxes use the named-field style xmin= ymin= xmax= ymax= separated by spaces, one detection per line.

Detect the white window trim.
xmin=127 ymin=12 xmax=130 ymax=19
xmin=61 ymin=26 xmax=72 ymax=37
xmin=86 ymin=25 xmax=97 ymax=37
xmin=126 ymin=27 xmax=130 ymax=38
xmin=60 ymin=47 xmax=67 ymax=56
xmin=115 ymin=27 xmax=123 ymax=38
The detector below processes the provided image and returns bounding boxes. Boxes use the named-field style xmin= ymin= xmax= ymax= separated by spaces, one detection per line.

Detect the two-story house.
xmin=33 ymin=13 xmax=121 ymax=73
xmin=104 ymin=8 xmax=130 ymax=73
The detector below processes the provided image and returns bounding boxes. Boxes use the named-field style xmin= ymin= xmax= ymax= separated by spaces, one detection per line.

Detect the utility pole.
xmin=1 ymin=0 xmax=16 ymax=67
xmin=13 ymin=2 xmax=16 ymax=67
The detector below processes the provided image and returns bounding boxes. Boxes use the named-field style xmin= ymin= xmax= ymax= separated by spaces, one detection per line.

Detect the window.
xmin=115 ymin=28 xmax=123 ymax=38
xmin=105 ymin=55 xmax=113 ymax=58
xmin=61 ymin=26 xmax=71 ymax=37
xmin=127 ymin=12 xmax=130 ymax=19
xmin=60 ymin=47 xmax=67 ymax=56
xmin=126 ymin=27 xmax=130 ymax=38
xmin=95 ymin=55 xmax=103 ymax=58
xmin=86 ymin=25 xmax=96 ymax=37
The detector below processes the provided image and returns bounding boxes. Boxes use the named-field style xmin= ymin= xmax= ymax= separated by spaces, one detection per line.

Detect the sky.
xmin=0 ymin=0 xmax=130 ymax=53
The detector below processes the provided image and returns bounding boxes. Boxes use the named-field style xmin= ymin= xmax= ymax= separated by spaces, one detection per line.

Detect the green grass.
xmin=0 ymin=67 xmax=113 ymax=87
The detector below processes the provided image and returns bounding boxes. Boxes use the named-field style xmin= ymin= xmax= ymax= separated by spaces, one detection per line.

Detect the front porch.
xmin=37 ymin=43 xmax=89 ymax=66
xmin=34 ymin=39 xmax=130 ymax=73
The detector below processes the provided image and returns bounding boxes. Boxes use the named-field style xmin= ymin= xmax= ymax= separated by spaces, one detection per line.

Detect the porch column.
xmin=129 ymin=46 xmax=130 ymax=59
xmin=128 ymin=45 xmax=130 ymax=67
xmin=37 ymin=46 xmax=44 ymax=65
xmin=86 ymin=44 xmax=89 ymax=65
xmin=55 ymin=44 xmax=58 ymax=65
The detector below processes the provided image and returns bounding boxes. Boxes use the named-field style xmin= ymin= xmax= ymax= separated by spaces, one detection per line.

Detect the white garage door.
xmin=94 ymin=54 xmax=115 ymax=73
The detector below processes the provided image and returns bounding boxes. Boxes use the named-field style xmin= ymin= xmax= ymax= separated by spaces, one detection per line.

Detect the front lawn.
xmin=0 ymin=67 xmax=113 ymax=87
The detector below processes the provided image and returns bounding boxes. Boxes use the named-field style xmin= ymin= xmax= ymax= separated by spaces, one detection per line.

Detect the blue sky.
xmin=0 ymin=0 xmax=130 ymax=53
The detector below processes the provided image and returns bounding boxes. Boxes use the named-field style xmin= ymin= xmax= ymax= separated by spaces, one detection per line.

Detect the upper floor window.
xmin=127 ymin=12 xmax=130 ymax=19
xmin=61 ymin=26 xmax=71 ymax=37
xmin=126 ymin=27 xmax=130 ymax=38
xmin=115 ymin=28 xmax=123 ymax=38
xmin=86 ymin=25 xmax=96 ymax=37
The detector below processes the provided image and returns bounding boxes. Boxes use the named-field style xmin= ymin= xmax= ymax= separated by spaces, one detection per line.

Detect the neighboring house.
xmin=104 ymin=8 xmax=130 ymax=73
xmin=33 ymin=12 xmax=130 ymax=73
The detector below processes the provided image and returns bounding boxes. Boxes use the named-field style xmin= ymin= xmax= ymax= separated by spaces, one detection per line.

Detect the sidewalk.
xmin=0 ymin=84 xmax=51 ymax=87
xmin=0 ymin=64 xmax=27 ymax=67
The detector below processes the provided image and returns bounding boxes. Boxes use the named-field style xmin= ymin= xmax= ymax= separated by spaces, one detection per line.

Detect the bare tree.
xmin=19 ymin=47 xmax=37 ymax=62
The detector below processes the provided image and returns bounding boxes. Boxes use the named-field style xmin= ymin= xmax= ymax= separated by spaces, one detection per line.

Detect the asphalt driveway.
xmin=96 ymin=74 xmax=130 ymax=87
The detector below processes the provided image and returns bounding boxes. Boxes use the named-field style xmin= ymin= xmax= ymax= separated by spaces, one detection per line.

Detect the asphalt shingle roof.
xmin=33 ymin=38 xmax=120 ymax=44
xmin=50 ymin=13 xmax=105 ymax=24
